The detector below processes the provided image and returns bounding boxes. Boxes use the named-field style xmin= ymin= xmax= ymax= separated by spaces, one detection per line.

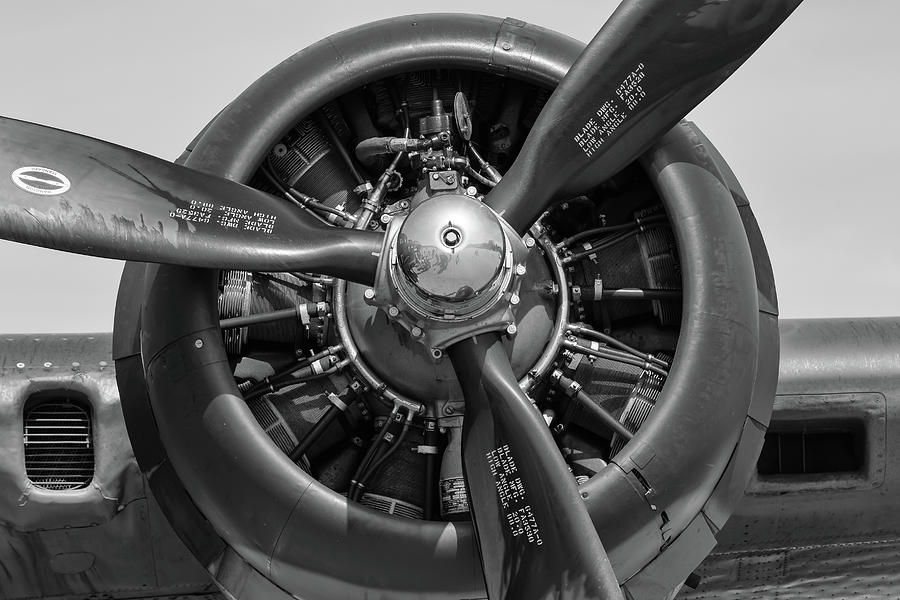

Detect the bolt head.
xmin=194 ymin=339 xmax=204 ymax=349
xmin=388 ymin=306 xmax=400 ymax=317
xmin=502 ymin=41 xmax=512 ymax=51
xmin=15 ymin=362 xmax=25 ymax=370
xmin=524 ymin=236 xmax=536 ymax=248
xmin=515 ymin=264 xmax=527 ymax=276
xmin=43 ymin=362 xmax=52 ymax=369
xmin=411 ymin=326 xmax=424 ymax=337
xmin=364 ymin=288 xmax=376 ymax=300
xmin=441 ymin=227 xmax=461 ymax=247
xmin=431 ymin=173 xmax=440 ymax=180
xmin=506 ymin=323 xmax=517 ymax=336
xmin=444 ymin=406 xmax=454 ymax=415
xmin=509 ymin=294 xmax=520 ymax=305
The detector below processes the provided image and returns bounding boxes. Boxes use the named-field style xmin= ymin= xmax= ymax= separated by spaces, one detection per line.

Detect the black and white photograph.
xmin=0 ymin=2 xmax=898 ymax=599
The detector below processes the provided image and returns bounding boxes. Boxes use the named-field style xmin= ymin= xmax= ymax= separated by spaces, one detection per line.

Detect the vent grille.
xmin=24 ymin=399 xmax=94 ymax=490
xmin=758 ymin=427 xmax=863 ymax=476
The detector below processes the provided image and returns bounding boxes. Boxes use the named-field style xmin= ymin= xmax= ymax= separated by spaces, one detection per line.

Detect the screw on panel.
xmin=194 ymin=339 xmax=204 ymax=349
xmin=98 ymin=361 xmax=108 ymax=370
xmin=501 ymin=42 xmax=512 ymax=51
xmin=43 ymin=362 xmax=52 ymax=370
xmin=444 ymin=406 xmax=454 ymax=415
xmin=71 ymin=362 xmax=81 ymax=372
xmin=15 ymin=362 xmax=25 ymax=372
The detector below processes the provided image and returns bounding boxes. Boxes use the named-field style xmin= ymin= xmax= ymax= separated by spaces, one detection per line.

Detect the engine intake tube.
xmin=354 ymin=135 xmax=450 ymax=163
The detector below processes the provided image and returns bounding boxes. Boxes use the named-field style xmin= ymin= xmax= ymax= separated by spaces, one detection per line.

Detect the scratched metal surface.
xmin=0 ymin=333 xmax=220 ymax=600
xmin=4 ymin=319 xmax=900 ymax=600
xmin=679 ymin=318 xmax=900 ymax=599
xmin=679 ymin=539 xmax=900 ymax=599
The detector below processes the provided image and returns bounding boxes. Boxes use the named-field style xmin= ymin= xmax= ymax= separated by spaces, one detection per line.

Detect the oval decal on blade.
xmin=11 ymin=166 xmax=71 ymax=196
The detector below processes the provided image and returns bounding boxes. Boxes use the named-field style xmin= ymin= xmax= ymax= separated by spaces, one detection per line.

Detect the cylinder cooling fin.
xmin=113 ymin=14 xmax=778 ymax=600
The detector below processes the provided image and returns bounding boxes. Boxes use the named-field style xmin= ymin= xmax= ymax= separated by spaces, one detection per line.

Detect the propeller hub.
xmin=395 ymin=194 xmax=506 ymax=304
xmin=366 ymin=191 xmax=530 ymax=350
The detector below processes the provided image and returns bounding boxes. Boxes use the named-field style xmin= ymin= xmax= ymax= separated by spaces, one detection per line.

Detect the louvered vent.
xmin=758 ymin=427 xmax=863 ymax=476
xmin=24 ymin=396 xmax=94 ymax=490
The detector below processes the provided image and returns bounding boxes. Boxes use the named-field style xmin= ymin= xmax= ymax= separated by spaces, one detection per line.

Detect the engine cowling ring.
xmin=114 ymin=13 xmax=778 ymax=600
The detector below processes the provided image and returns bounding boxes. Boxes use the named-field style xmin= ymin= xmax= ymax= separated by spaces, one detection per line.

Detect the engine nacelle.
xmin=113 ymin=14 xmax=778 ymax=600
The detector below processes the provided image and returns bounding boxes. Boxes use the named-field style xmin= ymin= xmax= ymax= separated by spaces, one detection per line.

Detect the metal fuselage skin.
xmin=0 ymin=317 xmax=897 ymax=600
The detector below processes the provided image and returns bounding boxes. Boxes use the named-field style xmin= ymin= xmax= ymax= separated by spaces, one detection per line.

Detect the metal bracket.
xmin=489 ymin=17 xmax=536 ymax=75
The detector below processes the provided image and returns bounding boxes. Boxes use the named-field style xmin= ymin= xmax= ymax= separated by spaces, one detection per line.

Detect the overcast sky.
xmin=1 ymin=1 xmax=898 ymax=333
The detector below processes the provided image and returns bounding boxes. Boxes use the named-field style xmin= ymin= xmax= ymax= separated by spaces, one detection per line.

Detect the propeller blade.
xmin=0 ymin=116 xmax=381 ymax=283
xmin=486 ymin=0 xmax=803 ymax=232
xmin=449 ymin=334 xmax=623 ymax=600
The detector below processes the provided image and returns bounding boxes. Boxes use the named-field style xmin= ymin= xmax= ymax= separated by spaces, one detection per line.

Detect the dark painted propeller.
xmin=486 ymin=0 xmax=803 ymax=233
xmin=0 ymin=117 xmax=381 ymax=284
xmin=449 ymin=334 xmax=623 ymax=600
